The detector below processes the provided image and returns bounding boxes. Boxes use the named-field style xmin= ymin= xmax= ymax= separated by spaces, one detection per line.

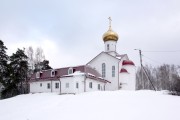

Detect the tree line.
xmin=0 ymin=40 xmax=52 ymax=99
xmin=136 ymin=64 xmax=180 ymax=95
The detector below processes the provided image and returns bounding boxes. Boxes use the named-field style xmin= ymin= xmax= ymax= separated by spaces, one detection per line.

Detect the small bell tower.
xmin=102 ymin=17 xmax=119 ymax=56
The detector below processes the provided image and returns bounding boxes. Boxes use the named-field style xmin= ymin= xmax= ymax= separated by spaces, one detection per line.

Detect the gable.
xmin=87 ymin=52 xmax=120 ymax=65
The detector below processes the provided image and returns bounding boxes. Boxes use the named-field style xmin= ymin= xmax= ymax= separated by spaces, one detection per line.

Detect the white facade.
xmin=30 ymin=80 xmax=60 ymax=93
xmin=105 ymin=41 xmax=117 ymax=53
xmin=120 ymin=65 xmax=136 ymax=90
xmin=87 ymin=52 xmax=136 ymax=91
xmin=88 ymin=52 xmax=119 ymax=90
xmin=85 ymin=78 xmax=105 ymax=92
xmin=30 ymin=74 xmax=106 ymax=94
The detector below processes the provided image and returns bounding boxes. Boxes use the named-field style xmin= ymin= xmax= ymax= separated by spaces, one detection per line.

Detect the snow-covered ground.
xmin=0 ymin=90 xmax=180 ymax=120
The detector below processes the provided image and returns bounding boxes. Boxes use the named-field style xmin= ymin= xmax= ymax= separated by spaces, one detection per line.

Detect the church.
xmin=29 ymin=18 xmax=136 ymax=94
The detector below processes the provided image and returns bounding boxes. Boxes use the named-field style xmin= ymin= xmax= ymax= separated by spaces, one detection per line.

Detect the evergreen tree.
xmin=34 ymin=60 xmax=52 ymax=72
xmin=0 ymin=40 xmax=9 ymax=97
xmin=1 ymin=48 xmax=28 ymax=98
xmin=41 ymin=60 xmax=52 ymax=70
xmin=10 ymin=49 xmax=28 ymax=94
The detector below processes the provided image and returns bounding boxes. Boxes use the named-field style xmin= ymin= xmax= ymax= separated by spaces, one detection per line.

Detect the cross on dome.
xmin=102 ymin=17 xmax=119 ymax=42
xmin=108 ymin=17 xmax=112 ymax=29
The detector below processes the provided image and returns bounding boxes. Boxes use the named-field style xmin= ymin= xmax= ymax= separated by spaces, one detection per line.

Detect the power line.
xmin=142 ymin=54 xmax=162 ymax=64
xmin=142 ymin=59 xmax=158 ymax=66
xmin=143 ymin=50 xmax=180 ymax=53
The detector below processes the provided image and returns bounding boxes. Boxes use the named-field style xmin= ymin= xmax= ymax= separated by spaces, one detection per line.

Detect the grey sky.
xmin=0 ymin=0 xmax=180 ymax=68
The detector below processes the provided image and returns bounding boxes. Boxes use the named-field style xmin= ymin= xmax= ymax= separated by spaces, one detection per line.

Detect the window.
xmin=102 ymin=63 xmax=106 ymax=78
xmin=107 ymin=44 xmax=109 ymax=51
xmin=76 ymin=82 xmax=79 ymax=88
xmin=36 ymin=72 xmax=40 ymax=78
xmin=47 ymin=83 xmax=50 ymax=89
xmin=40 ymin=72 xmax=43 ymax=78
xmin=112 ymin=66 xmax=115 ymax=77
xmin=68 ymin=68 xmax=73 ymax=74
xmin=55 ymin=83 xmax=59 ymax=89
xmin=98 ymin=84 xmax=100 ymax=90
xmin=55 ymin=71 xmax=58 ymax=75
xmin=40 ymin=83 xmax=42 ymax=87
xmin=66 ymin=83 xmax=69 ymax=88
xmin=89 ymin=82 xmax=92 ymax=88
xmin=51 ymin=70 xmax=56 ymax=77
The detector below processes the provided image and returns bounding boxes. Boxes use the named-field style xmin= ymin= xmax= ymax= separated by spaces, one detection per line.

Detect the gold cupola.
xmin=103 ymin=17 xmax=119 ymax=42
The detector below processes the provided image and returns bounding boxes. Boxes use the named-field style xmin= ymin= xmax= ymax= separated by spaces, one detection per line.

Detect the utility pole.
xmin=134 ymin=49 xmax=156 ymax=91
xmin=135 ymin=49 xmax=144 ymax=89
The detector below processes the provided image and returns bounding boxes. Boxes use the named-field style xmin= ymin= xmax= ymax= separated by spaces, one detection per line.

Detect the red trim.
xmin=120 ymin=68 xmax=128 ymax=73
xmin=122 ymin=60 xmax=135 ymax=66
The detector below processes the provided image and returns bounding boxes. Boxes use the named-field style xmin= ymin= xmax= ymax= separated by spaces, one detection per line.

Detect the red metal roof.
xmin=122 ymin=60 xmax=135 ymax=66
xmin=30 ymin=65 xmax=109 ymax=83
xmin=120 ymin=68 xmax=128 ymax=73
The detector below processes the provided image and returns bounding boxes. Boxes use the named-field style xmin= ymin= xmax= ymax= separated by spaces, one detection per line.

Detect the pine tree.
xmin=0 ymin=40 xmax=9 ymax=97
xmin=1 ymin=48 xmax=28 ymax=98
xmin=10 ymin=49 xmax=28 ymax=94
xmin=41 ymin=60 xmax=52 ymax=70
xmin=34 ymin=60 xmax=52 ymax=72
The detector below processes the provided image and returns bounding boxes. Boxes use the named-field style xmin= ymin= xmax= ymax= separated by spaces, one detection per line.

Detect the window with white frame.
xmin=36 ymin=72 xmax=40 ymax=78
xmin=76 ymin=82 xmax=79 ymax=88
xmin=112 ymin=66 xmax=115 ymax=77
xmin=55 ymin=83 xmax=59 ymax=89
xmin=68 ymin=68 xmax=73 ymax=74
xmin=51 ymin=70 xmax=55 ymax=77
xmin=47 ymin=83 xmax=50 ymax=89
xmin=98 ymin=84 xmax=100 ymax=90
xmin=89 ymin=82 xmax=92 ymax=88
xmin=66 ymin=83 xmax=69 ymax=88
xmin=107 ymin=44 xmax=109 ymax=51
xmin=102 ymin=63 xmax=106 ymax=78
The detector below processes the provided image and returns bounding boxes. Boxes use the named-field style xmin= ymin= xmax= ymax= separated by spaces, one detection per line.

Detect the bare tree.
xmin=34 ymin=47 xmax=45 ymax=72
xmin=26 ymin=46 xmax=46 ymax=72
xmin=136 ymin=64 xmax=180 ymax=93
xmin=26 ymin=46 xmax=34 ymax=70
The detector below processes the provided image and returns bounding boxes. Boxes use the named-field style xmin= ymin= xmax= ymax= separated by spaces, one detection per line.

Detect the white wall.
xmin=85 ymin=78 xmax=105 ymax=92
xmin=120 ymin=65 xmax=136 ymax=90
xmin=104 ymin=41 xmax=117 ymax=52
xmin=60 ymin=75 xmax=85 ymax=94
xmin=119 ymin=73 xmax=130 ymax=90
xmin=30 ymin=80 xmax=60 ymax=93
xmin=88 ymin=53 xmax=120 ymax=91
xmin=30 ymin=75 xmax=106 ymax=94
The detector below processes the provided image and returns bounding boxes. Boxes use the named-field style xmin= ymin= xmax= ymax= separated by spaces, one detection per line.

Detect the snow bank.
xmin=0 ymin=90 xmax=180 ymax=120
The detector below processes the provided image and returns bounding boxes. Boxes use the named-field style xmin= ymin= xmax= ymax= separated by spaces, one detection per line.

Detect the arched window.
xmin=36 ymin=72 xmax=40 ymax=78
xmin=68 ymin=68 xmax=73 ymax=74
xmin=107 ymin=44 xmax=109 ymax=51
xmin=112 ymin=66 xmax=115 ymax=77
xmin=51 ymin=70 xmax=55 ymax=77
xmin=102 ymin=63 xmax=106 ymax=78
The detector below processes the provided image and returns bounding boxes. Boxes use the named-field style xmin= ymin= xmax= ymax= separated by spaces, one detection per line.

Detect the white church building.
xmin=29 ymin=18 xmax=136 ymax=94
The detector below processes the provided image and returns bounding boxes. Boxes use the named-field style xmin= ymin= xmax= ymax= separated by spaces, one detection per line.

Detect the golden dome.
xmin=102 ymin=17 xmax=119 ymax=42
xmin=103 ymin=28 xmax=119 ymax=42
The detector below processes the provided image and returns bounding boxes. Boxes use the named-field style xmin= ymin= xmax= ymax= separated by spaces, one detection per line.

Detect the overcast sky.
xmin=0 ymin=0 xmax=180 ymax=68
